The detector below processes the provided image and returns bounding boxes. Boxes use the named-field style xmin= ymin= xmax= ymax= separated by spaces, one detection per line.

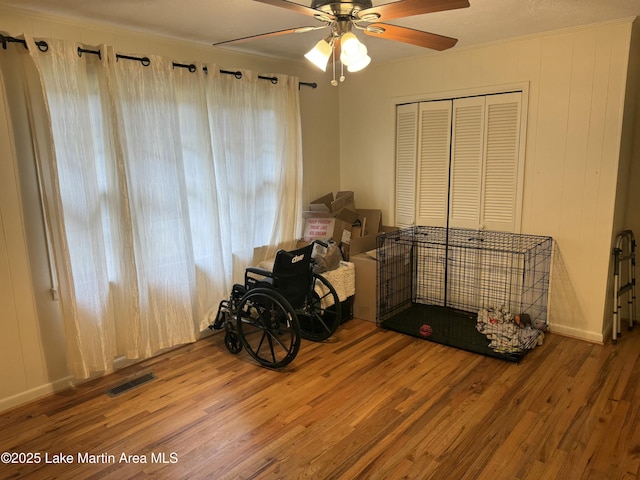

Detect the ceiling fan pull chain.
xmin=331 ymin=42 xmax=338 ymax=86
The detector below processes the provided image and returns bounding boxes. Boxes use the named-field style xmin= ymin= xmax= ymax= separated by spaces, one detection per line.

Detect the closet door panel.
xmin=395 ymin=103 xmax=418 ymax=228
xmin=415 ymin=100 xmax=452 ymax=227
xmin=481 ymin=92 xmax=523 ymax=232
xmin=449 ymin=96 xmax=485 ymax=229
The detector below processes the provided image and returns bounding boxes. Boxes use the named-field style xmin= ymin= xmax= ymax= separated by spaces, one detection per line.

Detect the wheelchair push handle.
xmin=276 ymin=240 xmax=326 ymax=263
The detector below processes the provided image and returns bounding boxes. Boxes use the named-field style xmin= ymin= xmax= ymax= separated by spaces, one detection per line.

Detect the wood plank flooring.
xmin=1 ymin=319 xmax=639 ymax=479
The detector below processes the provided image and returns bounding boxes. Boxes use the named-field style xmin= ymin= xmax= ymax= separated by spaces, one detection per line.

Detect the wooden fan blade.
xmin=213 ymin=27 xmax=318 ymax=46
xmin=358 ymin=0 xmax=470 ymax=22
xmin=253 ymin=0 xmax=323 ymax=18
xmin=363 ymin=23 xmax=458 ymax=51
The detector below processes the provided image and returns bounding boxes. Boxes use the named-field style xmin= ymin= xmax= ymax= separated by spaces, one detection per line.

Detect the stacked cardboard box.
xmin=301 ymin=191 xmax=401 ymax=323
xmin=302 ymin=191 xmax=383 ymax=260
xmin=350 ymin=249 xmax=377 ymax=322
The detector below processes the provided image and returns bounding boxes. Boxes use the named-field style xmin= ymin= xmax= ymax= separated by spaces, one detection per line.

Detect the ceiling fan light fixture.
xmin=346 ymin=53 xmax=371 ymax=72
xmin=304 ymin=37 xmax=333 ymax=71
xmin=340 ymin=32 xmax=362 ymax=56
xmin=340 ymin=41 xmax=368 ymax=67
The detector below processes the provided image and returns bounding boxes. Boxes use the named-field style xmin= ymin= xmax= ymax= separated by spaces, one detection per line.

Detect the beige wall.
xmin=337 ymin=20 xmax=636 ymax=343
xmin=0 ymin=5 xmax=340 ymax=411
xmin=623 ymin=21 xmax=640 ymax=243
xmin=0 ymin=75 xmax=59 ymax=409
xmin=610 ymin=19 xmax=640 ymax=341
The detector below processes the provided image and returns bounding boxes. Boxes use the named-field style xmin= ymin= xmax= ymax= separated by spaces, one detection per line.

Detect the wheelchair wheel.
xmin=224 ymin=323 xmax=243 ymax=354
xmin=297 ymin=273 xmax=341 ymax=342
xmin=236 ymin=288 xmax=301 ymax=368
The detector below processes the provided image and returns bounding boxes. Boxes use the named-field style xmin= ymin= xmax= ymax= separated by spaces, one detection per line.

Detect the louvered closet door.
xmin=395 ymin=103 xmax=418 ymax=228
xmin=396 ymin=91 xmax=524 ymax=232
xmin=415 ymin=100 xmax=452 ymax=227
xmin=449 ymin=96 xmax=485 ymax=229
xmin=414 ymin=101 xmax=452 ymax=305
xmin=447 ymin=98 xmax=485 ymax=308
xmin=476 ymin=93 xmax=524 ymax=310
xmin=480 ymin=92 xmax=522 ymax=232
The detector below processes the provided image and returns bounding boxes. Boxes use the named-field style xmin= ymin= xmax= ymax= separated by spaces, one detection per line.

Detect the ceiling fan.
xmin=213 ymin=0 xmax=470 ymax=85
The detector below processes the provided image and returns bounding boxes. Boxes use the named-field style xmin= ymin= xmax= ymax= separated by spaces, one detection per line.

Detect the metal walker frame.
xmin=612 ymin=230 xmax=636 ymax=344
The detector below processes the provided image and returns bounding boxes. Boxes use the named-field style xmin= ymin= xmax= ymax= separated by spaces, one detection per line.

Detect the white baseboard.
xmin=0 ymin=375 xmax=74 ymax=413
xmin=548 ymin=323 xmax=604 ymax=344
xmin=1 ymin=332 xmax=216 ymax=413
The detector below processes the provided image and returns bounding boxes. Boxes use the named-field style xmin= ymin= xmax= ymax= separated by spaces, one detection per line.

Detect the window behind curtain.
xmin=3 ymin=38 xmax=303 ymax=378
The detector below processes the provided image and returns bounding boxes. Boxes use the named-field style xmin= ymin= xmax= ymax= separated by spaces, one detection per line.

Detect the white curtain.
xmin=0 ymin=36 xmax=303 ymax=378
xmin=203 ymin=69 xmax=304 ymax=278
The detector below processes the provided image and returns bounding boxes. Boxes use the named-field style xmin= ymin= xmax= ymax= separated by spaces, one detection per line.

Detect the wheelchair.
xmin=209 ymin=241 xmax=342 ymax=368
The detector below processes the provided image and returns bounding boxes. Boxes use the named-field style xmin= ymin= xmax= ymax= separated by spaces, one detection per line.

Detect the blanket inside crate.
xmin=476 ymin=306 xmax=544 ymax=353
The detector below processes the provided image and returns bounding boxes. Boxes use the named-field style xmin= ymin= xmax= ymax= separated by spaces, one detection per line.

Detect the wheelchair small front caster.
xmin=224 ymin=331 xmax=242 ymax=354
xmin=224 ymin=320 xmax=242 ymax=353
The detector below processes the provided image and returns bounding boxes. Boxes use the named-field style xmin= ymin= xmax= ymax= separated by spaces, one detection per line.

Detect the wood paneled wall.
xmin=338 ymin=19 xmax=636 ymax=343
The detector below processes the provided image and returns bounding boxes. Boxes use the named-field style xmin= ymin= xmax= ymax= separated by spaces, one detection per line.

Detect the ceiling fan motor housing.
xmin=311 ymin=0 xmax=373 ymax=17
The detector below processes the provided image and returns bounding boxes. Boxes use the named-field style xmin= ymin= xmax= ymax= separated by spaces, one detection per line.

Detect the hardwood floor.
xmin=1 ymin=319 xmax=639 ymax=479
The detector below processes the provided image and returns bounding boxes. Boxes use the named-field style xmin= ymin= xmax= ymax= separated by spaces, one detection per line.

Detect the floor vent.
xmin=107 ymin=372 xmax=156 ymax=397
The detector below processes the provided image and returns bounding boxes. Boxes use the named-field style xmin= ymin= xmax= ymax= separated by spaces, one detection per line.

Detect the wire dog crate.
xmin=377 ymin=226 xmax=553 ymax=362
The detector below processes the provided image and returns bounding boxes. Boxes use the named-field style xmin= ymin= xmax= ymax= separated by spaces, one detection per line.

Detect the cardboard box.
xmin=356 ymin=209 xmax=382 ymax=236
xmin=350 ymin=234 xmax=378 ymax=257
xmin=350 ymin=227 xmax=403 ymax=322
xmin=302 ymin=212 xmax=335 ymax=242
xmin=306 ymin=192 xmax=359 ymax=245
xmin=351 ymin=251 xmax=377 ymax=322
xmin=304 ymin=193 xmax=392 ymax=260
xmin=332 ymin=208 xmax=360 ymax=244
xmin=309 ymin=193 xmax=334 ymax=212
xmin=332 ymin=191 xmax=356 ymax=212
xmin=346 ymin=210 xmax=383 ymax=258
xmin=309 ymin=191 xmax=356 ymax=214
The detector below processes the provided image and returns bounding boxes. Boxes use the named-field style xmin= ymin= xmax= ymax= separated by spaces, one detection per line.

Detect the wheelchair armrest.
xmin=245 ymin=267 xmax=274 ymax=288
xmin=246 ymin=267 xmax=273 ymax=278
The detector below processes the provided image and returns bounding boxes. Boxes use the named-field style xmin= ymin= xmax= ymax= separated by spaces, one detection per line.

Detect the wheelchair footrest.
xmin=210 ymin=300 xmax=230 ymax=330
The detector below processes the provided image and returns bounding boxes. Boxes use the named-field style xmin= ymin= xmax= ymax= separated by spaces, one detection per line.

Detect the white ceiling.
xmin=2 ymin=0 xmax=640 ymax=63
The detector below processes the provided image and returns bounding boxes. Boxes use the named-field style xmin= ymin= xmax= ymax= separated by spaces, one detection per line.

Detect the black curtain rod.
xmin=78 ymin=49 xmax=152 ymax=66
xmin=190 ymin=64 xmax=317 ymax=89
xmin=0 ymin=34 xmax=48 ymax=52
xmin=0 ymin=35 xmax=317 ymax=89
xmin=117 ymin=53 xmax=151 ymax=66
xmin=78 ymin=47 xmax=101 ymax=59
